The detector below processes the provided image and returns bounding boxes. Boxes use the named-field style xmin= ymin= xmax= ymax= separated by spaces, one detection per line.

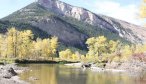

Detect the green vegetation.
xmin=2 ymin=3 xmax=54 ymax=22
xmin=0 ymin=20 xmax=50 ymax=39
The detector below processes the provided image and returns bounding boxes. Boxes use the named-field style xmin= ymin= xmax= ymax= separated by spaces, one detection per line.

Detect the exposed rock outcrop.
xmin=37 ymin=0 xmax=146 ymax=44
xmin=0 ymin=64 xmax=28 ymax=84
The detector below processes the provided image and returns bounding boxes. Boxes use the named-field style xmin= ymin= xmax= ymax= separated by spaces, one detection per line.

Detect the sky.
xmin=0 ymin=0 xmax=143 ymax=26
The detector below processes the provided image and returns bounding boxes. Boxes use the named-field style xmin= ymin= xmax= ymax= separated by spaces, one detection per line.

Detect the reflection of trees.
xmin=20 ymin=64 xmax=57 ymax=84
xmin=20 ymin=64 xmax=88 ymax=84
xmin=56 ymin=65 xmax=87 ymax=84
xmin=57 ymin=65 xmax=81 ymax=77
xmin=134 ymin=73 xmax=146 ymax=84
xmin=87 ymin=72 xmax=133 ymax=84
xmin=40 ymin=64 xmax=57 ymax=84
xmin=19 ymin=64 xmax=137 ymax=84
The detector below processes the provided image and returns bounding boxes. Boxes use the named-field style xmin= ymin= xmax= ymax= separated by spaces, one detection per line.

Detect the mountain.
xmin=1 ymin=0 xmax=146 ymax=52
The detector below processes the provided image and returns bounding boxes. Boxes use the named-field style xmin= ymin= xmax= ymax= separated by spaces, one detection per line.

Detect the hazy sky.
xmin=0 ymin=0 xmax=143 ymax=25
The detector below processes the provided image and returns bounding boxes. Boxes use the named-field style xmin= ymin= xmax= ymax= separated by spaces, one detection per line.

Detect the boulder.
xmin=2 ymin=67 xmax=17 ymax=79
xmin=81 ymin=63 xmax=92 ymax=68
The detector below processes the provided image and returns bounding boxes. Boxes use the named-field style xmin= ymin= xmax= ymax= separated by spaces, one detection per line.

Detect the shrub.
xmin=132 ymin=53 xmax=146 ymax=62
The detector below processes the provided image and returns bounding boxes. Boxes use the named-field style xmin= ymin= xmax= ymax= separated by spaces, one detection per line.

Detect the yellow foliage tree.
xmin=18 ymin=30 xmax=33 ymax=59
xmin=59 ymin=49 xmax=72 ymax=60
xmin=108 ymin=40 xmax=119 ymax=53
xmin=86 ymin=36 xmax=119 ymax=62
xmin=32 ymin=37 xmax=58 ymax=60
xmin=86 ymin=36 xmax=107 ymax=57
xmin=140 ymin=0 xmax=146 ymax=18
xmin=6 ymin=28 xmax=18 ymax=58
xmin=32 ymin=38 xmax=42 ymax=59
xmin=50 ymin=37 xmax=58 ymax=60
xmin=120 ymin=45 xmax=133 ymax=61
xmin=0 ymin=35 xmax=3 ymax=57
xmin=0 ymin=27 xmax=58 ymax=61
xmin=59 ymin=49 xmax=80 ymax=61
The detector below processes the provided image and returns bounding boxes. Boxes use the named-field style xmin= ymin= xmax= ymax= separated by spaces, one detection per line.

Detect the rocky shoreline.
xmin=0 ymin=63 xmax=28 ymax=84
xmin=65 ymin=61 xmax=146 ymax=76
xmin=1 ymin=61 xmax=145 ymax=84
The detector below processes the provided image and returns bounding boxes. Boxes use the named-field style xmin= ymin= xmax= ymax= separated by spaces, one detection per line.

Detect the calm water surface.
xmin=18 ymin=64 xmax=146 ymax=84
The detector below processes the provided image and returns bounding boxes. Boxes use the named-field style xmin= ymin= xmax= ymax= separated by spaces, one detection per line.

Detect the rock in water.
xmin=81 ymin=63 xmax=92 ymax=68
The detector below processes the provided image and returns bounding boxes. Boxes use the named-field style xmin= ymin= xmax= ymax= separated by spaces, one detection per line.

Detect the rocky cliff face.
xmin=38 ymin=0 xmax=113 ymax=26
xmin=37 ymin=0 xmax=146 ymax=44
xmin=100 ymin=15 xmax=146 ymax=43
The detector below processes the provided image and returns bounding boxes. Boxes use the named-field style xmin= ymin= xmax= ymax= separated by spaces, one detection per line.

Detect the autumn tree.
xmin=50 ymin=37 xmax=58 ymax=60
xmin=59 ymin=49 xmax=72 ymax=60
xmin=6 ymin=28 xmax=18 ymax=58
xmin=86 ymin=36 xmax=119 ymax=61
xmin=32 ymin=37 xmax=58 ymax=60
xmin=0 ymin=35 xmax=3 ymax=57
xmin=17 ymin=30 xmax=33 ymax=59
xmin=59 ymin=49 xmax=80 ymax=61
xmin=140 ymin=0 xmax=146 ymax=18
xmin=0 ymin=27 xmax=58 ymax=61
xmin=32 ymin=38 xmax=43 ymax=59
xmin=120 ymin=45 xmax=133 ymax=61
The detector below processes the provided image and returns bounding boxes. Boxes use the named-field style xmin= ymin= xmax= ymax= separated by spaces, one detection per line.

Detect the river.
xmin=18 ymin=64 xmax=146 ymax=84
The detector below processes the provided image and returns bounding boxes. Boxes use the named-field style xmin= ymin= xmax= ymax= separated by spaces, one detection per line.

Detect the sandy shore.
xmin=0 ymin=63 xmax=28 ymax=84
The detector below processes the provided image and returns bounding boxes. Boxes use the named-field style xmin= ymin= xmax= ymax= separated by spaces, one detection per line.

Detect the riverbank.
xmin=0 ymin=63 xmax=28 ymax=84
xmin=15 ymin=59 xmax=79 ymax=64
xmin=64 ymin=61 xmax=146 ymax=76
xmin=65 ymin=63 xmax=122 ymax=73
xmin=105 ymin=61 xmax=146 ymax=76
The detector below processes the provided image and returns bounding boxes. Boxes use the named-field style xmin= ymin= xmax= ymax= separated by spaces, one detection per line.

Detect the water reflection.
xmin=19 ymin=64 xmax=145 ymax=84
xmin=19 ymin=64 xmax=57 ymax=84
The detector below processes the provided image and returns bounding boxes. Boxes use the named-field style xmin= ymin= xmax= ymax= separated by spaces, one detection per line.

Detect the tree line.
xmin=0 ymin=27 xmax=146 ymax=63
xmin=0 ymin=27 xmax=58 ymax=60
xmin=60 ymin=36 xmax=146 ymax=63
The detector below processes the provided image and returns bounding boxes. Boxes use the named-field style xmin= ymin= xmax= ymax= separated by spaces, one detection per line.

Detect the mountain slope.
xmin=0 ymin=20 xmax=49 ymax=39
xmin=1 ymin=0 xmax=146 ymax=51
xmin=37 ymin=0 xmax=146 ymax=44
